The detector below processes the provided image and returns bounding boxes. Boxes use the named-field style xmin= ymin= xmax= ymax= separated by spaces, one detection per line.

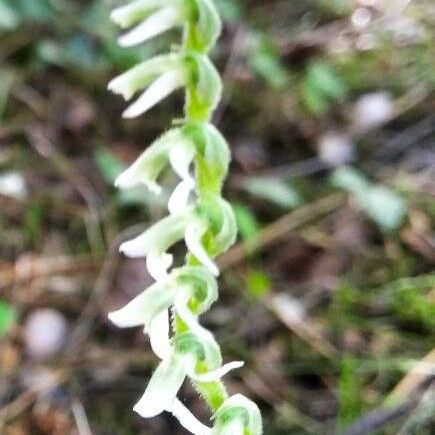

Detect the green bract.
xmin=108 ymin=1 xmax=263 ymax=434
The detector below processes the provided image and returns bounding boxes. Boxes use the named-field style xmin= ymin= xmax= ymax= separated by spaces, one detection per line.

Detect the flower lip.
xmin=169 ymin=399 xmax=212 ymax=435
xmin=123 ymin=69 xmax=186 ymax=118
xmin=118 ymin=6 xmax=181 ymax=47
xmin=114 ymin=127 xmax=190 ymax=193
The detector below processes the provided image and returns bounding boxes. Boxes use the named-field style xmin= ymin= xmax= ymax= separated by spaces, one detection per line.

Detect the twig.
xmin=218 ymin=193 xmax=345 ymax=270
xmin=343 ymin=401 xmax=416 ymax=435
xmin=72 ymin=399 xmax=93 ymax=435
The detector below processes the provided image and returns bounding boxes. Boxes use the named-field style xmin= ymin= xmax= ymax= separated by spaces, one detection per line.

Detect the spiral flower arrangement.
xmin=107 ymin=1 xmax=263 ymax=434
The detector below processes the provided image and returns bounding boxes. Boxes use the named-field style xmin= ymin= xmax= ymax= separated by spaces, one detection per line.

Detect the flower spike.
xmin=108 ymin=0 xmax=263 ymax=433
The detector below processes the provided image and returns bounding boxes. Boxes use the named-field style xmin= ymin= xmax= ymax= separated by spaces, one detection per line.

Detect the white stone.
xmin=352 ymin=92 xmax=394 ymax=131
xmin=24 ymin=309 xmax=68 ymax=359
xmin=318 ymin=132 xmax=354 ymax=167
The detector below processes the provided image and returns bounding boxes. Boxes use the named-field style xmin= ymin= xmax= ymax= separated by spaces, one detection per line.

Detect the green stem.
xmin=171 ymin=11 xmax=229 ymax=413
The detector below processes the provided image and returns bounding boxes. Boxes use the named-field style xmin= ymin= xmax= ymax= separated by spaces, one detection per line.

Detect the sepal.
xmin=184 ymin=53 xmax=222 ymax=121
xmin=212 ymin=394 xmax=263 ymax=435
xmin=115 ymin=128 xmax=189 ymax=193
xmin=184 ymin=0 xmax=222 ymax=52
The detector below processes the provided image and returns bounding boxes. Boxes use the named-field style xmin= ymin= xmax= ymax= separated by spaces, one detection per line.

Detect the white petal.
xmin=215 ymin=418 xmax=245 ymax=435
xmin=169 ymin=399 xmax=212 ymax=435
xmin=188 ymin=361 xmax=244 ymax=383
xmin=173 ymin=290 xmax=203 ymax=335
xmin=118 ymin=7 xmax=180 ymax=47
xmin=148 ymin=310 xmax=171 ymax=360
xmin=169 ymin=139 xmax=196 ymax=183
xmin=114 ymin=128 xmax=184 ymax=192
xmin=185 ymin=220 xmax=219 ymax=276
xmin=119 ymin=212 xmax=188 ymax=258
xmin=133 ymin=355 xmax=188 ymax=418
xmin=115 ymin=166 xmax=161 ymax=193
xmin=108 ymin=54 xmax=176 ymax=100
xmin=146 ymin=250 xmax=173 ymax=280
xmin=111 ymin=0 xmax=165 ymax=27
xmin=168 ymin=180 xmax=194 ymax=214
xmin=214 ymin=394 xmax=262 ymax=435
xmin=123 ymin=70 xmax=185 ymax=118
xmin=108 ymin=279 xmax=175 ymax=328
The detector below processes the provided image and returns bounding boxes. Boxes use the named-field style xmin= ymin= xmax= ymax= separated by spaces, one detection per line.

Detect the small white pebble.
xmin=318 ymin=132 xmax=355 ymax=167
xmin=352 ymin=92 xmax=394 ymax=131
xmin=351 ymin=8 xmax=372 ymax=29
xmin=24 ymin=309 xmax=68 ymax=360
xmin=270 ymin=293 xmax=305 ymax=323
xmin=358 ymin=0 xmax=377 ymax=7
xmin=0 ymin=171 xmax=27 ymax=200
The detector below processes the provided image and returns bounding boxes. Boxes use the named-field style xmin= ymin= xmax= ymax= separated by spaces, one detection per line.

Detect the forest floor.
xmin=0 ymin=1 xmax=434 ymax=434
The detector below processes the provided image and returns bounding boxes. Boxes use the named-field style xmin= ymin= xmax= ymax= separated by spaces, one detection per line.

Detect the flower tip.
xmin=108 ymin=310 xmax=129 ymax=327
xmin=108 ymin=78 xmax=131 ymax=100
xmin=133 ymin=400 xmax=161 ymax=419
xmin=114 ymin=171 xmax=134 ymax=189
xmin=122 ymin=106 xmax=140 ymax=119
xmin=119 ymin=240 xmax=141 ymax=257
xmin=110 ymin=9 xmax=122 ymax=25
xmin=232 ymin=361 xmax=245 ymax=370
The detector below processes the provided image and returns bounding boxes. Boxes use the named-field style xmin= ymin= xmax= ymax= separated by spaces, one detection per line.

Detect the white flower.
xmin=108 ymin=54 xmax=187 ymax=118
xmin=110 ymin=0 xmax=169 ymax=28
xmin=114 ymin=127 xmax=194 ymax=194
xmin=108 ymin=273 xmax=176 ymax=329
xmin=168 ymin=179 xmax=195 ymax=213
xmin=118 ymin=7 xmax=181 ymax=47
xmin=123 ymin=69 xmax=186 ymax=118
xmin=109 ymin=266 xmax=219 ymax=357
xmin=111 ymin=0 xmax=222 ymax=52
xmin=108 ymin=54 xmax=179 ymax=100
xmin=108 ymin=266 xmax=218 ymax=330
xmin=212 ymin=394 xmax=263 ymax=435
xmin=134 ymin=331 xmax=243 ymax=418
xmin=111 ymin=0 xmax=182 ymax=47
xmin=169 ymin=399 xmax=212 ymax=435
xmin=119 ymin=208 xmax=219 ymax=276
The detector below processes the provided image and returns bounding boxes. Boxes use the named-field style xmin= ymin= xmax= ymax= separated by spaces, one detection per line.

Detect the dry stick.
xmin=0 ymin=255 xmax=101 ymax=290
xmin=267 ymin=294 xmax=338 ymax=359
xmin=218 ymin=193 xmax=345 ymax=270
xmin=64 ymin=224 xmax=149 ymax=355
xmin=0 ymin=370 xmax=68 ymax=426
xmin=343 ymin=348 xmax=435 ymax=435
xmin=26 ymin=128 xmax=105 ymax=254
xmin=342 ymin=401 xmax=416 ymax=435
xmin=386 ymin=348 xmax=435 ymax=405
xmin=219 ymin=194 xmax=343 ymax=360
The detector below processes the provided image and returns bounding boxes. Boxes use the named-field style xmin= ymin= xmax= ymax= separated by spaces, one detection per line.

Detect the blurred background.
xmin=0 ymin=0 xmax=434 ymax=434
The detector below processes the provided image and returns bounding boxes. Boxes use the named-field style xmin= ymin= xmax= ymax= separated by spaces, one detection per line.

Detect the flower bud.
xmin=213 ymin=395 xmax=263 ymax=435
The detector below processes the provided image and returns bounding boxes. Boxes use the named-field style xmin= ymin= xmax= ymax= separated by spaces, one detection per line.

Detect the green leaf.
xmin=249 ymin=49 xmax=289 ymax=89
xmin=0 ymin=0 xmax=21 ymax=30
xmin=246 ymin=269 xmax=271 ymax=298
xmin=306 ymin=60 xmax=346 ymax=102
xmin=241 ymin=177 xmax=301 ymax=209
xmin=302 ymin=60 xmax=346 ymax=114
xmin=0 ymin=301 xmax=16 ymax=338
xmin=232 ymin=202 xmax=260 ymax=244
xmin=338 ymin=355 xmax=364 ymax=427
xmin=362 ymin=186 xmax=406 ymax=233
xmin=248 ymin=35 xmax=289 ymax=89
xmin=332 ymin=167 xmax=406 ymax=233
xmin=94 ymin=147 xmax=126 ymax=184
xmin=331 ymin=167 xmax=370 ymax=196
xmin=17 ymin=0 xmax=55 ymax=22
